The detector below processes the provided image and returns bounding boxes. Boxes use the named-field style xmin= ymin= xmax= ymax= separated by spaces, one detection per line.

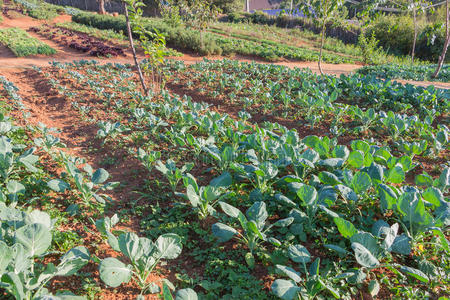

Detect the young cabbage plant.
xmin=181 ymin=172 xmax=232 ymax=219
xmin=271 ymin=258 xmax=342 ymax=300
xmin=33 ymin=123 xmax=66 ymax=154
xmin=212 ymin=201 xmax=293 ymax=268
xmin=136 ymin=148 xmax=161 ymax=174
xmin=352 ymin=107 xmax=378 ymax=134
xmin=0 ymin=136 xmax=40 ymax=183
xmin=232 ymin=161 xmax=279 ymax=194
xmin=395 ymin=140 xmax=427 ymax=158
xmin=97 ymin=219 xmax=183 ymax=298
xmin=96 ymin=121 xmax=129 ymax=145
xmin=58 ymin=154 xmax=119 ymax=208
xmin=203 ymin=145 xmax=236 ymax=171
xmin=394 ymin=191 xmax=449 ymax=251
xmin=155 ymin=159 xmax=194 ymax=194
xmin=0 ymin=206 xmax=90 ymax=300
xmin=275 ymin=184 xmax=337 ymax=235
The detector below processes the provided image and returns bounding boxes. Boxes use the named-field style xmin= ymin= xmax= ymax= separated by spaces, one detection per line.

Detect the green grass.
xmin=0 ymin=27 xmax=56 ymax=57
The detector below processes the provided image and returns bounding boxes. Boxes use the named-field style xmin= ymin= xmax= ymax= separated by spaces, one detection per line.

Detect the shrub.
xmin=367 ymin=14 xmax=448 ymax=62
xmin=366 ymin=14 xmax=415 ymax=56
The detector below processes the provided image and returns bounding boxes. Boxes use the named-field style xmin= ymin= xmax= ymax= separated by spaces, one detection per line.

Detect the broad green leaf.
xmin=297 ymin=185 xmax=318 ymax=206
xmin=368 ymin=279 xmax=380 ymax=297
xmin=0 ymin=241 xmax=12 ymax=273
xmin=276 ymin=264 xmax=301 ymax=283
xmin=288 ymin=244 xmax=311 ymax=263
xmin=2 ymin=272 xmax=25 ymax=300
xmin=56 ymin=246 xmax=90 ymax=276
xmin=212 ymin=223 xmax=237 ymax=242
xmin=271 ymin=279 xmax=300 ymax=300
xmin=47 ymin=179 xmax=70 ymax=193
xmin=415 ymin=174 xmax=434 ymax=187
xmin=334 ymin=217 xmax=357 ymax=239
xmin=163 ymin=282 xmax=174 ymax=300
xmin=309 ymin=258 xmax=320 ymax=276
xmin=399 ymin=266 xmax=429 ymax=283
xmin=219 ymin=201 xmax=240 ymax=218
xmin=318 ymin=158 xmax=345 ymax=168
xmin=92 ymin=168 xmax=109 ymax=184
xmin=155 ymin=233 xmax=182 ymax=259
xmin=391 ymin=234 xmax=411 ymax=255
xmin=332 ymin=145 xmax=349 ymax=160
xmin=210 ymin=172 xmax=232 ymax=188
xmin=118 ymin=232 xmax=140 ymax=261
xmin=186 ymin=185 xmax=200 ymax=207
xmin=348 ymin=150 xmax=364 ymax=169
xmin=175 ymin=288 xmax=198 ymax=300
xmin=351 ymin=242 xmax=379 ymax=268
xmin=377 ymin=184 xmax=397 ymax=210
xmin=350 ymin=232 xmax=380 ymax=257
xmin=318 ymin=171 xmax=341 ymax=185
xmin=439 ymin=168 xmax=449 ymax=188
xmin=99 ymin=257 xmax=132 ymax=287
xmin=246 ymin=201 xmax=268 ymax=225
xmin=335 ymin=185 xmax=358 ymax=202
xmin=324 ymin=244 xmax=349 ymax=255
xmin=352 ymin=171 xmax=371 ymax=194
xmin=15 ymin=223 xmax=52 ymax=257
xmin=25 ymin=210 xmax=52 ymax=229
xmin=386 ymin=166 xmax=405 ymax=184
xmin=7 ymin=180 xmax=25 ymax=195
xmin=422 ymin=187 xmax=443 ymax=207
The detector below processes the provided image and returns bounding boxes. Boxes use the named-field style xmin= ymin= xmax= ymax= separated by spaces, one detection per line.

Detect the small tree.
xmin=300 ymin=0 xmax=346 ymax=74
xmin=123 ymin=0 xmax=168 ymax=95
xmin=180 ymin=0 xmax=220 ymax=47
xmin=432 ymin=0 xmax=449 ymax=77
xmin=407 ymin=0 xmax=431 ymax=63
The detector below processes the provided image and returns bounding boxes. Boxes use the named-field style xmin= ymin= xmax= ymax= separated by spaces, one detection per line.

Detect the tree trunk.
xmin=318 ymin=21 xmax=326 ymax=75
xmin=411 ymin=6 xmax=417 ymax=63
xmin=246 ymin=0 xmax=250 ymax=12
xmin=290 ymin=0 xmax=293 ymax=12
xmin=98 ymin=0 xmax=106 ymax=14
xmin=124 ymin=2 xmax=148 ymax=95
xmin=432 ymin=0 xmax=449 ymax=78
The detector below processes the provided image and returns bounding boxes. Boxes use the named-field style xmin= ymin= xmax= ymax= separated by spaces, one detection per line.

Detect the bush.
xmin=367 ymin=14 xmax=449 ymax=62
xmin=416 ymin=24 xmax=449 ymax=62
xmin=366 ymin=14 xmax=415 ymax=56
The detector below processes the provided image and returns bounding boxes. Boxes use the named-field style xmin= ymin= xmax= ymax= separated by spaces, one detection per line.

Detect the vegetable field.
xmin=0 ymin=0 xmax=449 ymax=299
xmin=0 ymin=58 xmax=448 ymax=299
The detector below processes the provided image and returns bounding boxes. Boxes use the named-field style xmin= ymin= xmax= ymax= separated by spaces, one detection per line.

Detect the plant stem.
xmin=432 ymin=0 xmax=449 ymax=78
xmin=318 ymin=20 xmax=326 ymax=75
xmin=123 ymin=1 xmax=148 ymax=96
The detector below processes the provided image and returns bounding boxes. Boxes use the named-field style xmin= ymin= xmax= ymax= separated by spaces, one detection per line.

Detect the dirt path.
xmin=0 ymin=14 xmax=449 ymax=90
